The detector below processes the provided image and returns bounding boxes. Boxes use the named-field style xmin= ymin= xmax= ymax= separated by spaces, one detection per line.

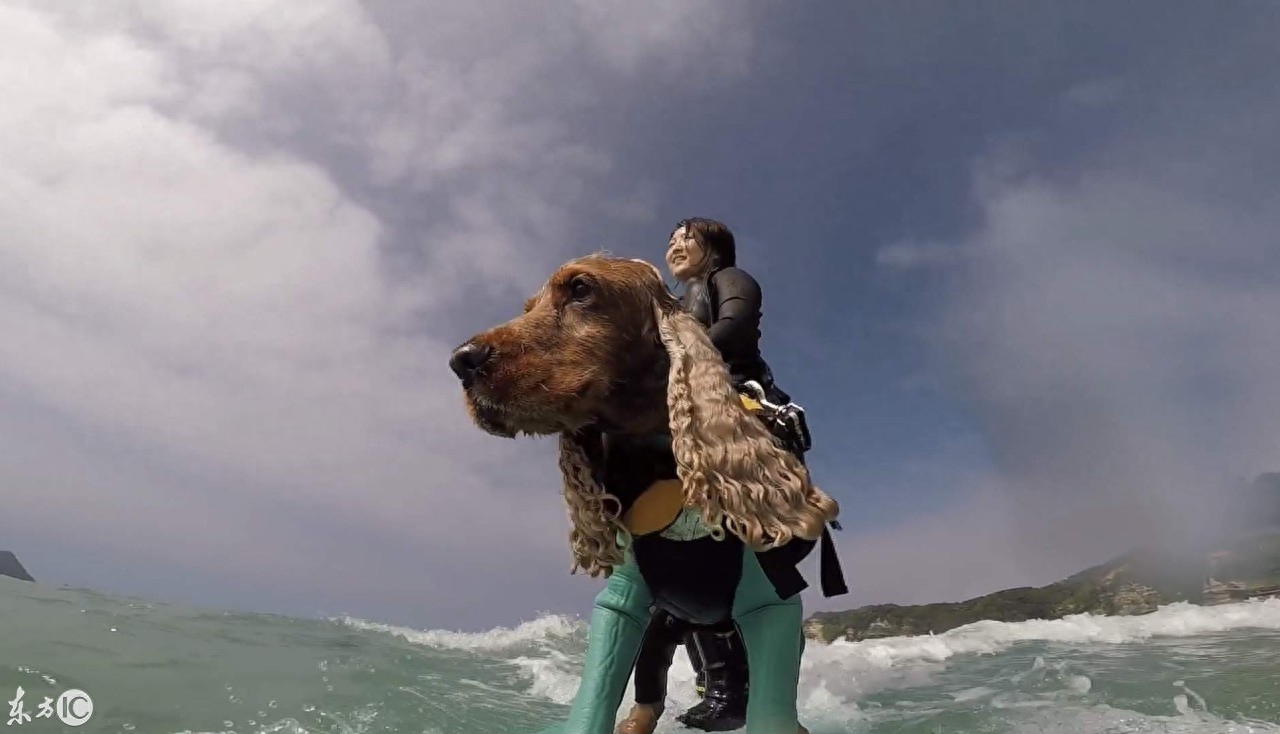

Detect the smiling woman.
xmin=665 ymin=218 xmax=784 ymax=403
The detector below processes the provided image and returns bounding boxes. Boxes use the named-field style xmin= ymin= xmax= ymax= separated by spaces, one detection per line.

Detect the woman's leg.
xmin=615 ymin=609 xmax=686 ymax=734
xmin=686 ymin=636 xmax=706 ymax=697
xmin=730 ymin=546 xmax=804 ymax=734
xmin=631 ymin=608 xmax=683 ymax=706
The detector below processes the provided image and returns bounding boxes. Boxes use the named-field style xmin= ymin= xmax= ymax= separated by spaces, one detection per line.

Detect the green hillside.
xmin=805 ymin=474 xmax=1280 ymax=643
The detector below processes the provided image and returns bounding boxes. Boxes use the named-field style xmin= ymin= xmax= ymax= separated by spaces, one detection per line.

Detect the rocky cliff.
xmin=0 ymin=551 xmax=35 ymax=582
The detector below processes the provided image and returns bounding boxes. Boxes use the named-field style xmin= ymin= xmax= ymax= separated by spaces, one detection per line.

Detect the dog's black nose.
xmin=449 ymin=342 xmax=493 ymax=381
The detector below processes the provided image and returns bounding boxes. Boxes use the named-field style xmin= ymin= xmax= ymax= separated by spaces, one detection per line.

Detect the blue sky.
xmin=1 ymin=1 xmax=1278 ymax=632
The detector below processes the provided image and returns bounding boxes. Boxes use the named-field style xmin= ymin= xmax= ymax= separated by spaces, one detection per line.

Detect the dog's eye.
xmin=569 ymin=277 xmax=592 ymax=302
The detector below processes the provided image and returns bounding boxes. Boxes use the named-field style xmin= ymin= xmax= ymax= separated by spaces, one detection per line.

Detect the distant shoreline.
xmin=804 ymin=530 xmax=1280 ymax=643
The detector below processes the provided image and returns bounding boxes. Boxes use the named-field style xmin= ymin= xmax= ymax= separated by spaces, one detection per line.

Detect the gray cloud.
xmin=892 ymin=35 xmax=1280 ymax=583
xmin=8 ymin=0 xmax=1280 ymax=631
xmin=0 ymin=0 xmax=756 ymax=628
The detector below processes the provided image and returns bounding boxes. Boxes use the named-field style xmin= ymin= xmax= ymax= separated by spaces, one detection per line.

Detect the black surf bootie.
xmin=676 ymin=629 xmax=749 ymax=732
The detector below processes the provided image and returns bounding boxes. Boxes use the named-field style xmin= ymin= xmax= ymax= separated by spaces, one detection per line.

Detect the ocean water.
xmin=2 ymin=577 xmax=1279 ymax=734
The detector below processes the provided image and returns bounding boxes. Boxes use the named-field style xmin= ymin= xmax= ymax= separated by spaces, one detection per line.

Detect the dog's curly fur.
xmin=452 ymin=254 xmax=839 ymax=577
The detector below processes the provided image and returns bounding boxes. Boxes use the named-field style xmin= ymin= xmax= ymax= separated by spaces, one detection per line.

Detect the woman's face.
xmin=665 ymin=226 xmax=711 ymax=281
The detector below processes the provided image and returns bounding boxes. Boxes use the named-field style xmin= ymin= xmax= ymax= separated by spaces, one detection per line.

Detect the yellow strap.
xmin=622 ymin=479 xmax=685 ymax=536
xmin=620 ymin=392 xmax=758 ymax=537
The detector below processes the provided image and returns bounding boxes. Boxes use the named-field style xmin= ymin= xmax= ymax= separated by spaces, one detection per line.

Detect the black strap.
xmin=818 ymin=526 xmax=848 ymax=598
xmin=754 ymin=537 xmax=811 ymax=601
xmin=753 ymin=525 xmax=848 ymax=601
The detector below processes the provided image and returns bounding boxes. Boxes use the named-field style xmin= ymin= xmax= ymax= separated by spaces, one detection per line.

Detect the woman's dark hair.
xmin=671 ymin=217 xmax=736 ymax=268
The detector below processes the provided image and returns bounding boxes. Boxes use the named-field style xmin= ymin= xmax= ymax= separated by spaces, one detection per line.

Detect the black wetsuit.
xmin=580 ymin=423 xmax=748 ymax=710
xmin=681 ymin=266 xmax=790 ymax=404
xmin=583 ymin=429 xmax=749 ymax=626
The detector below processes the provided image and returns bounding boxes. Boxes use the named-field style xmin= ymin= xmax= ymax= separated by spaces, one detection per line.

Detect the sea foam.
xmin=343 ymin=599 xmax=1280 ymax=732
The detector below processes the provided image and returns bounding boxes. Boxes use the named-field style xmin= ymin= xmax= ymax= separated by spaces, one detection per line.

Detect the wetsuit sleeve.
xmin=706 ymin=267 xmax=762 ymax=354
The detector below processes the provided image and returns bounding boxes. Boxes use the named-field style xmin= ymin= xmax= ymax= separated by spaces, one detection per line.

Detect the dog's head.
xmin=448 ymin=254 xmax=676 ymax=438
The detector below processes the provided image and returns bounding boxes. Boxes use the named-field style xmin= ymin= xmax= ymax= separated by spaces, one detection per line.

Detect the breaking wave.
xmin=342 ymin=598 xmax=1280 ymax=732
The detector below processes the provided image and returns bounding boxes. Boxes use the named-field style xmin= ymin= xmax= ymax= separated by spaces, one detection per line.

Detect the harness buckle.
xmin=739 ymin=380 xmax=769 ymax=407
xmin=740 ymin=380 xmax=813 ymax=455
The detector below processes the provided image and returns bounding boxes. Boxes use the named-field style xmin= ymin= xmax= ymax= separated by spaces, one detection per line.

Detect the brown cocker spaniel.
xmin=449 ymin=254 xmax=837 ymax=574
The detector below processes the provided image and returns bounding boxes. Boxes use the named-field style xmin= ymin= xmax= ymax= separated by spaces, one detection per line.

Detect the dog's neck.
xmin=593 ymin=347 xmax=671 ymax=437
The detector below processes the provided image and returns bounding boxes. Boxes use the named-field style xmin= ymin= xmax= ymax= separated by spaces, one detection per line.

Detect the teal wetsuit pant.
xmin=538 ymin=544 xmax=804 ymax=734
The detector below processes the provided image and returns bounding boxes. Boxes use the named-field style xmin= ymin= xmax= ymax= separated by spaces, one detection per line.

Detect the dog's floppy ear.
xmin=557 ymin=429 xmax=627 ymax=577
xmin=652 ymin=301 xmax=838 ymax=550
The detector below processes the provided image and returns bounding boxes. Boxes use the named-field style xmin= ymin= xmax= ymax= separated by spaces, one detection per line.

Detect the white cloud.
xmin=568 ymin=0 xmax=754 ymax=79
xmin=0 ymin=0 xmax=757 ymax=623
xmin=1063 ymin=78 xmax=1124 ymax=108
xmin=875 ymin=242 xmax=970 ymax=272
